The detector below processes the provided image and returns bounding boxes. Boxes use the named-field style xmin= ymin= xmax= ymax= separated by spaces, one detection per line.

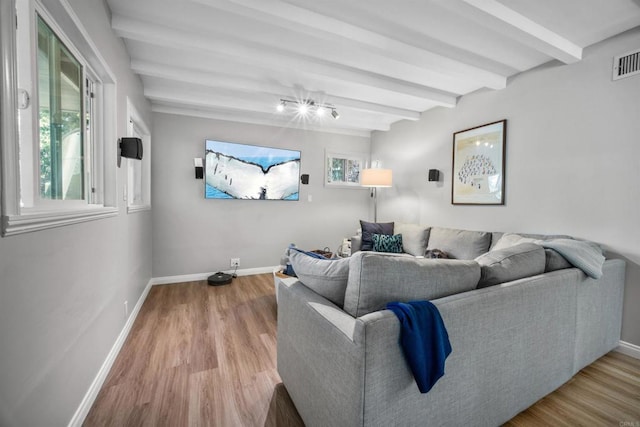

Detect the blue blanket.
xmin=386 ymin=301 xmax=452 ymax=393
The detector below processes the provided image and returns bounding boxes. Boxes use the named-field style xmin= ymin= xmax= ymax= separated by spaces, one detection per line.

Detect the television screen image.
xmin=205 ymin=140 xmax=301 ymax=200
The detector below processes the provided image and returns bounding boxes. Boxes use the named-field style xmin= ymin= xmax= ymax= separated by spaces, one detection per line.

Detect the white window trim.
xmin=126 ymin=97 xmax=151 ymax=214
xmin=0 ymin=0 xmax=118 ymax=237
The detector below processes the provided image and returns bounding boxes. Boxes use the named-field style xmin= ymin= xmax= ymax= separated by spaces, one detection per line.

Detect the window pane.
xmin=132 ymin=160 xmax=143 ymax=204
xmin=38 ymin=16 xmax=84 ymax=200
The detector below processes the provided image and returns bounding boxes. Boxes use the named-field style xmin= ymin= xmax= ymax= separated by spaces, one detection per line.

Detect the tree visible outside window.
xmin=37 ymin=15 xmax=84 ymax=200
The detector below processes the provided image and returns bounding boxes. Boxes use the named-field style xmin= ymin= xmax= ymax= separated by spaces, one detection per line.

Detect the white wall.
xmin=152 ymin=114 xmax=370 ymax=278
xmin=372 ymin=28 xmax=640 ymax=346
xmin=0 ymin=0 xmax=152 ymax=425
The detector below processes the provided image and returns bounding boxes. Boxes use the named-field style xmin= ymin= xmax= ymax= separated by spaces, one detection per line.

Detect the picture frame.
xmin=204 ymin=139 xmax=301 ymax=200
xmin=324 ymin=151 xmax=366 ymax=188
xmin=452 ymin=119 xmax=506 ymax=205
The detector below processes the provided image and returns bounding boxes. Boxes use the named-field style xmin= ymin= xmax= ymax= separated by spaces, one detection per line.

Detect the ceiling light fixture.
xmin=277 ymin=98 xmax=339 ymax=120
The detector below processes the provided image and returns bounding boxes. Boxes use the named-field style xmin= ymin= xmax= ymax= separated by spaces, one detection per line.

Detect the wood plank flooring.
xmin=84 ymin=273 xmax=640 ymax=426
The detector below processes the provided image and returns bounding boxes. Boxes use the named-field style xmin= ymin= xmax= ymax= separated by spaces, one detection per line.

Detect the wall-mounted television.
xmin=205 ymin=139 xmax=301 ymax=200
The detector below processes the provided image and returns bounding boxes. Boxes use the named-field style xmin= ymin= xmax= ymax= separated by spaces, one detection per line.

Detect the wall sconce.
xmin=194 ymin=158 xmax=203 ymax=179
xmin=301 ymin=174 xmax=309 ymax=185
xmin=428 ymin=169 xmax=440 ymax=182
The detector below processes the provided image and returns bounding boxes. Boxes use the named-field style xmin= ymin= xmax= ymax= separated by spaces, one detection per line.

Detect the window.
xmin=1 ymin=0 xmax=117 ymax=236
xmin=126 ymin=98 xmax=151 ymax=213
xmin=37 ymin=15 xmax=85 ymax=201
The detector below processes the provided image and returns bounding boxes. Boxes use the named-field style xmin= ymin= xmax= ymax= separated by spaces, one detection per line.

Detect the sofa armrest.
xmin=277 ymin=281 xmax=365 ymax=426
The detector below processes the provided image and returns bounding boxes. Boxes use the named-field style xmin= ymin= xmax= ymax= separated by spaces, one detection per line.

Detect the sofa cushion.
xmin=289 ymin=250 xmax=350 ymax=307
xmin=360 ymin=220 xmax=394 ymax=251
xmin=343 ymin=252 xmax=480 ymax=317
xmin=492 ymin=233 xmax=573 ymax=272
xmin=427 ymin=227 xmax=492 ymax=260
xmin=394 ymin=223 xmax=430 ymax=256
xmin=475 ymin=243 xmax=546 ymax=288
xmin=544 ymin=249 xmax=573 ymax=272
xmin=372 ymin=233 xmax=403 ymax=253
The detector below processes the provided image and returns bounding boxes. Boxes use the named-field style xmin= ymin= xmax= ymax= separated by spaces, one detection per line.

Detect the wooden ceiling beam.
xmin=460 ymin=0 xmax=582 ymax=63
xmin=112 ymin=14 xmax=458 ymax=108
xmin=192 ymin=0 xmax=507 ymax=90
xmin=131 ymin=60 xmax=422 ymax=121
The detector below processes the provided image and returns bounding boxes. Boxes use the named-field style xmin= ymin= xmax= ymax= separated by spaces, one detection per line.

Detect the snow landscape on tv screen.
xmin=205 ymin=140 xmax=301 ymax=200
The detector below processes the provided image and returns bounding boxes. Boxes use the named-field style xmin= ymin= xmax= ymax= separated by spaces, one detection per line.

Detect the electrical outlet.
xmin=230 ymin=258 xmax=240 ymax=268
xmin=124 ymin=300 xmax=129 ymax=318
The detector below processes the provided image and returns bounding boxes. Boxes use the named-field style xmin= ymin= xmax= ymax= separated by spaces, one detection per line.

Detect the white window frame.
xmin=0 ymin=0 xmax=118 ymax=236
xmin=126 ymin=98 xmax=151 ymax=213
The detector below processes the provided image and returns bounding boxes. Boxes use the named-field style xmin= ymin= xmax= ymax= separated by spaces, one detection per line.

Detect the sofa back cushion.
xmin=394 ymin=223 xmax=430 ymax=256
xmin=475 ymin=243 xmax=546 ymax=288
xmin=491 ymin=233 xmax=574 ymax=272
xmin=289 ymin=250 xmax=350 ymax=307
xmin=427 ymin=227 xmax=492 ymax=260
xmin=343 ymin=252 xmax=480 ymax=317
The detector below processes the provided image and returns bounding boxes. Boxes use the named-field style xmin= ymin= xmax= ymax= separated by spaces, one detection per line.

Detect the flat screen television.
xmin=205 ymin=139 xmax=301 ymax=200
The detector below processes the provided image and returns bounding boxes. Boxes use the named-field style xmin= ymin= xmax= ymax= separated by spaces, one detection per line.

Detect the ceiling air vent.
xmin=613 ymin=49 xmax=640 ymax=81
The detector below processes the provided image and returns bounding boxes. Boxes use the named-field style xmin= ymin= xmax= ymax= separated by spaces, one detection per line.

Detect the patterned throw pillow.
xmin=372 ymin=233 xmax=403 ymax=253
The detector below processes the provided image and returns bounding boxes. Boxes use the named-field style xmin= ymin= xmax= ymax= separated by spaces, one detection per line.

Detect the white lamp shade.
xmin=361 ymin=168 xmax=392 ymax=187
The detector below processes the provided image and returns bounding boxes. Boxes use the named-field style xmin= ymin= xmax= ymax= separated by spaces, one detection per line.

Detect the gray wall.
xmin=152 ymin=114 xmax=370 ymax=278
xmin=371 ymin=28 xmax=640 ymax=346
xmin=0 ymin=0 xmax=152 ymax=425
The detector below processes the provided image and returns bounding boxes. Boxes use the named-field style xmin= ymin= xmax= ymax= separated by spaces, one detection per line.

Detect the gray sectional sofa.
xmin=277 ymin=225 xmax=626 ymax=426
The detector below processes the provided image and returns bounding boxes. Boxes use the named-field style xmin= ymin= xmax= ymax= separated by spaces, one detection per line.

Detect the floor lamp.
xmin=361 ymin=168 xmax=392 ymax=222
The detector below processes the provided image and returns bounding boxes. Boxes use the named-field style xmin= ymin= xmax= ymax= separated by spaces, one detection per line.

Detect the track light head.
xmin=276 ymin=98 xmax=339 ymax=120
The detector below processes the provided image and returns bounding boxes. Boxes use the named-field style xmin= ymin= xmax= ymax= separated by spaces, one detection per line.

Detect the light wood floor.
xmin=85 ymin=274 xmax=640 ymax=426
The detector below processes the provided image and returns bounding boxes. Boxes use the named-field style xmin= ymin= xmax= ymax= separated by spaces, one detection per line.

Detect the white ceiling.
xmin=105 ymin=0 xmax=640 ymax=137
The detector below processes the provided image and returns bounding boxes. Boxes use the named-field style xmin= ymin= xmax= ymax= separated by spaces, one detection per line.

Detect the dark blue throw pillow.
xmin=360 ymin=220 xmax=394 ymax=251
xmin=373 ymin=233 xmax=403 ymax=253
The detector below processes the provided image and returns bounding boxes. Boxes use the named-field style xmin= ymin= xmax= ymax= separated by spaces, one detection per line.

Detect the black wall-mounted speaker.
xmin=428 ymin=169 xmax=440 ymax=182
xmin=301 ymin=174 xmax=310 ymax=185
xmin=120 ymin=137 xmax=143 ymax=160
xmin=195 ymin=167 xmax=204 ymax=179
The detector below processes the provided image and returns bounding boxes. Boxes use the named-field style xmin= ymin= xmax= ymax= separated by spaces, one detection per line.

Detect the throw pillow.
xmin=360 ymin=220 xmax=394 ymax=251
xmin=372 ymin=233 xmax=403 ymax=253
xmin=288 ymin=249 xmax=350 ymax=307
xmin=491 ymin=233 xmax=537 ymax=251
xmin=475 ymin=243 xmax=546 ymax=288
xmin=394 ymin=223 xmax=430 ymax=256
xmin=427 ymin=227 xmax=492 ymax=260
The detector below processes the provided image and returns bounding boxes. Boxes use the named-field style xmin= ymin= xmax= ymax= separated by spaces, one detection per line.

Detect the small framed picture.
xmin=452 ymin=120 xmax=506 ymax=205
xmin=325 ymin=151 xmax=366 ymax=188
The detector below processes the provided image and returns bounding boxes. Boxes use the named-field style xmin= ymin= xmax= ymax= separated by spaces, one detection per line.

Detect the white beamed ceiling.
xmin=106 ymin=0 xmax=640 ymax=136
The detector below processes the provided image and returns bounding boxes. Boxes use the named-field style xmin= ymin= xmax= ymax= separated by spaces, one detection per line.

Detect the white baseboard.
xmin=616 ymin=340 xmax=640 ymax=359
xmin=67 ymin=279 xmax=153 ymax=427
xmin=150 ymin=266 xmax=279 ymax=286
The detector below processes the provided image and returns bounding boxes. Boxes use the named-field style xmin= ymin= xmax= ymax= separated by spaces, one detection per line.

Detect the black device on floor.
xmin=208 ymin=272 xmax=233 ymax=286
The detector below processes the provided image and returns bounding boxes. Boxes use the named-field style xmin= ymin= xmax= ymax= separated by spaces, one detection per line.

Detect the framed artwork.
xmin=325 ymin=151 xmax=366 ymax=188
xmin=452 ymin=120 xmax=506 ymax=205
xmin=205 ymin=139 xmax=300 ymax=200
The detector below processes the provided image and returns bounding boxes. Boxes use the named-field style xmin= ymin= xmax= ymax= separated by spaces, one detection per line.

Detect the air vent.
xmin=613 ymin=49 xmax=640 ymax=80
